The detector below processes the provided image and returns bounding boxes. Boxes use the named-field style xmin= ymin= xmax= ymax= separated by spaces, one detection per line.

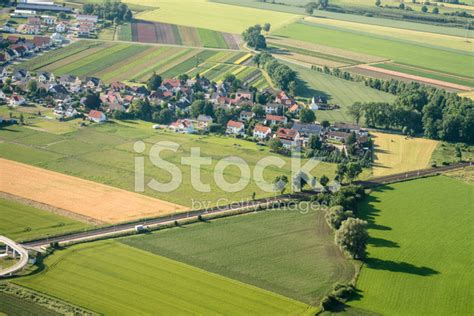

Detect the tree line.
xmin=348 ymin=81 xmax=473 ymax=143
xmin=83 ymin=0 xmax=133 ymax=23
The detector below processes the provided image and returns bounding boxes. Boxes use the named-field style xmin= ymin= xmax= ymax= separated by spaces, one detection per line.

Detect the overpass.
xmin=0 ymin=236 xmax=29 ymax=277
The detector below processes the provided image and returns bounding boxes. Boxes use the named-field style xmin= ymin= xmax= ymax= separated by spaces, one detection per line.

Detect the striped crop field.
xmin=18 ymin=41 xmax=269 ymax=87
xmin=118 ymin=20 xmax=241 ymax=49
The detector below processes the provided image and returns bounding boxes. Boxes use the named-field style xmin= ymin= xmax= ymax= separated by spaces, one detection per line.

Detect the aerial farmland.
xmin=0 ymin=0 xmax=472 ymax=314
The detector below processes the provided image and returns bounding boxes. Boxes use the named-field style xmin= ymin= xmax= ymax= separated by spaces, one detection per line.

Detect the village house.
xmin=37 ymin=71 xmax=54 ymax=83
xmin=85 ymin=77 xmax=102 ymax=90
xmin=333 ymin=122 xmax=368 ymax=136
xmin=13 ymin=69 xmax=29 ymax=81
xmin=88 ymin=110 xmax=107 ymax=123
xmin=265 ymin=114 xmax=287 ymax=126
xmin=275 ymin=91 xmax=296 ymax=107
xmin=9 ymin=94 xmax=26 ymax=107
xmin=235 ymin=90 xmax=253 ymax=102
xmin=196 ymin=115 xmax=213 ymax=130
xmin=292 ymin=122 xmax=322 ymax=138
xmin=76 ymin=15 xmax=98 ymax=23
xmin=276 ymin=127 xmax=300 ymax=149
xmin=55 ymin=22 xmax=67 ymax=33
xmin=226 ymin=120 xmax=245 ymax=135
xmin=27 ymin=16 xmax=41 ymax=26
xmin=264 ymin=103 xmax=282 ymax=115
xmin=253 ymin=124 xmax=272 ymax=140
xmin=239 ymin=111 xmax=254 ymax=122
xmin=327 ymin=131 xmax=351 ymax=143
xmin=42 ymin=15 xmax=56 ymax=25
xmin=169 ymin=119 xmax=195 ymax=134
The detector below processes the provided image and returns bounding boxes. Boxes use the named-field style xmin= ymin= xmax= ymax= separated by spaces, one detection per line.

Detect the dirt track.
xmin=355 ymin=64 xmax=472 ymax=91
xmin=0 ymin=158 xmax=189 ymax=223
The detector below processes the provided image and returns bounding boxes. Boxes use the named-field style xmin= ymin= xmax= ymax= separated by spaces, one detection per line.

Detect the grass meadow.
xmin=0 ymin=293 xmax=57 ymax=316
xmin=121 ymin=206 xmax=355 ymax=305
xmin=15 ymin=240 xmax=315 ymax=315
xmin=0 ymin=118 xmax=338 ymax=207
xmin=124 ymin=0 xmax=300 ymax=34
xmin=273 ymin=22 xmax=474 ymax=79
xmin=0 ymin=197 xmax=90 ymax=242
xmin=350 ymin=176 xmax=474 ymax=315
xmin=290 ymin=63 xmax=396 ymax=123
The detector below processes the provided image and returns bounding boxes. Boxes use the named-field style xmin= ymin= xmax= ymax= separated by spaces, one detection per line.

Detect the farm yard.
xmin=122 ymin=0 xmax=300 ymax=34
xmin=14 ymin=240 xmax=315 ymax=315
xmin=0 ymin=120 xmax=339 ymax=208
xmin=0 ymin=196 xmax=89 ymax=242
xmin=350 ymin=176 xmax=474 ymax=315
xmin=17 ymin=40 xmax=267 ymax=85
xmin=371 ymin=132 xmax=438 ymax=177
xmin=116 ymin=20 xmax=241 ymax=49
xmin=121 ymin=206 xmax=355 ymax=305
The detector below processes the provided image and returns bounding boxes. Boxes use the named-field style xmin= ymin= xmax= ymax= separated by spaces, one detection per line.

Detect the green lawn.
xmin=121 ymin=206 xmax=355 ymax=305
xmin=290 ymin=63 xmax=396 ymax=123
xmin=349 ymin=176 xmax=474 ymax=315
xmin=273 ymin=22 xmax=474 ymax=79
xmin=430 ymin=142 xmax=474 ymax=165
xmin=0 ymin=120 xmax=338 ymax=207
xmin=0 ymin=197 xmax=90 ymax=242
xmin=15 ymin=240 xmax=315 ymax=315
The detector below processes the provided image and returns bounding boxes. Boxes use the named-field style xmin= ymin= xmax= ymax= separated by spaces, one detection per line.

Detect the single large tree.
xmin=299 ymin=108 xmax=316 ymax=123
xmin=335 ymin=217 xmax=368 ymax=259
xmin=348 ymin=102 xmax=364 ymax=125
xmin=242 ymin=25 xmax=266 ymax=49
xmin=147 ymin=73 xmax=162 ymax=91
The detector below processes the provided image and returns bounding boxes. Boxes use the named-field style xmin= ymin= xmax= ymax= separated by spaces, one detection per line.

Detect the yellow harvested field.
xmin=0 ymin=158 xmax=189 ymax=223
xmin=304 ymin=16 xmax=474 ymax=53
xmin=126 ymin=0 xmax=300 ymax=34
xmin=372 ymin=132 xmax=439 ymax=177
xmin=234 ymin=53 xmax=252 ymax=65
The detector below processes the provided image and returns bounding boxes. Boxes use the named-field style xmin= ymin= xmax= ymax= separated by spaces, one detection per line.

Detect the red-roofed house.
xmin=169 ymin=119 xmax=195 ymax=134
xmin=276 ymin=127 xmax=300 ymax=148
xmin=265 ymin=114 xmax=287 ymax=125
xmin=226 ymin=120 xmax=245 ymax=135
xmin=275 ymin=91 xmax=296 ymax=107
xmin=253 ymin=124 xmax=272 ymax=140
xmin=9 ymin=94 xmax=26 ymax=107
xmin=88 ymin=110 xmax=107 ymax=123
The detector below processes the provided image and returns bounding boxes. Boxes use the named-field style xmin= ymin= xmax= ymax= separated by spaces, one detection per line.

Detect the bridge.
xmin=0 ymin=236 xmax=29 ymax=277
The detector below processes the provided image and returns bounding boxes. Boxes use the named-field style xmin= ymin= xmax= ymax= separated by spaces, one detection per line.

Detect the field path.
xmin=0 ymin=158 xmax=188 ymax=223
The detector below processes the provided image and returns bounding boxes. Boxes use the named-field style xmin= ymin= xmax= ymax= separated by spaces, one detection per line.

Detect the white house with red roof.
xmin=276 ymin=127 xmax=300 ymax=149
xmin=9 ymin=94 xmax=26 ymax=107
xmin=253 ymin=124 xmax=272 ymax=140
xmin=265 ymin=114 xmax=287 ymax=125
xmin=275 ymin=91 xmax=296 ymax=107
xmin=226 ymin=120 xmax=245 ymax=135
xmin=169 ymin=119 xmax=195 ymax=134
xmin=88 ymin=110 xmax=107 ymax=123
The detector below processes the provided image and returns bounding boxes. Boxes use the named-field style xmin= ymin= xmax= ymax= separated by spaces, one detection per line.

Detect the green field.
xmin=290 ymin=63 xmax=396 ymax=123
xmin=0 ymin=118 xmax=338 ymax=207
xmin=213 ymin=0 xmax=473 ymax=37
xmin=273 ymin=22 xmax=474 ymax=79
xmin=15 ymin=240 xmax=315 ymax=315
xmin=373 ymin=62 xmax=474 ymax=88
xmin=0 ymin=293 xmax=58 ymax=316
xmin=123 ymin=0 xmax=300 ymax=34
xmin=0 ymin=197 xmax=89 ymax=242
xmin=17 ymin=41 xmax=265 ymax=84
xmin=121 ymin=206 xmax=355 ymax=305
xmin=349 ymin=176 xmax=474 ymax=315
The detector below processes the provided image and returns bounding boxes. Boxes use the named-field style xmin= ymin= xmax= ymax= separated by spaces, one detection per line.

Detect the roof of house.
xmin=328 ymin=131 xmax=351 ymax=139
xmin=277 ymin=127 xmax=298 ymax=140
xmin=254 ymin=124 xmax=271 ymax=133
xmin=197 ymin=115 xmax=212 ymax=122
xmin=88 ymin=110 xmax=105 ymax=119
xmin=266 ymin=114 xmax=286 ymax=121
xmin=85 ymin=77 xmax=101 ymax=86
xmin=334 ymin=122 xmax=361 ymax=131
xmin=170 ymin=119 xmax=193 ymax=128
xmin=227 ymin=120 xmax=244 ymax=128
xmin=292 ymin=122 xmax=322 ymax=135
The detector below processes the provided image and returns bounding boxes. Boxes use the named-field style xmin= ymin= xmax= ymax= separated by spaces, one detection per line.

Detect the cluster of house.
xmin=3 ymin=4 xmax=98 ymax=38
xmin=0 ymin=67 xmax=369 ymax=153
xmin=0 ymin=35 xmax=56 ymax=64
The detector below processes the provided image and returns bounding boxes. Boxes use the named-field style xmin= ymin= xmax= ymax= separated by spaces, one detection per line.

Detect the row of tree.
xmin=254 ymin=53 xmax=298 ymax=92
xmin=347 ymin=82 xmax=473 ymax=143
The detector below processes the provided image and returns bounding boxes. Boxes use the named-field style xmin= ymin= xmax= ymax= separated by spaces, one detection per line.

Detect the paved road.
xmin=22 ymin=162 xmax=470 ymax=249
xmin=0 ymin=236 xmax=29 ymax=277
xmin=23 ymin=196 xmax=289 ymax=248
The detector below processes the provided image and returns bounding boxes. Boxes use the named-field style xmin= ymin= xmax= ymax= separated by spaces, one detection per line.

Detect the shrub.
xmin=325 ymin=206 xmax=354 ymax=230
